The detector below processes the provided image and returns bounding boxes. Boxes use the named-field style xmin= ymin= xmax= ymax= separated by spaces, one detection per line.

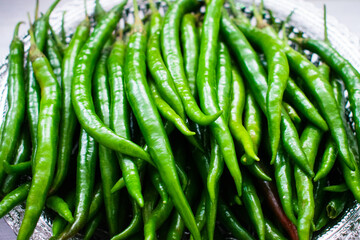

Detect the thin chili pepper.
xmin=46 ymin=195 xmax=74 ymax=223
xmin=192 ymin=191 xmax=207 ymax=239
xmin=147 ymin=1 xmax=185 ymax=119
xmin=323 ymin=184 xmax=349 ymax=192
xmin=142 ymin=181 xmax=159 ymax=226
xmin=71 ymin=1 xmax=150 ymax=160
xmin=83 ymin=212 xmax=104 ymax=240
xmin=111 ymin=199 xmax=142 ymax=240
xmin=296 ymin=37 xmax=360 ymax=152
xmin=49 ymin=25 xmax=66 ymax=56
xmin=1 ymin=130 xmax=31 ymax=194
xmin=3 ymin=161 xmax=31 ymax=174
xmin=17 ymin=22 xmax=61 ymax=240
xmin=108 ymin=34 xmax=144 ymax=208
xmin=274 ymin=145 xmax=297 ymax=225
xmin=0 ymin=22 xmax=25 ymax=185
xmin=56 ymin=129 xmax=98 ymax=240
xmin=283 ymin=102 xmax=301 ymax=127
xmin=49 ymin=16 xmax=90 ymax=195
xmin=87 ymin=183 xmax=103 ymax=221
xmin=314 ymin=207 xmax=329 ymax=231
xmin=45 ymin=32 xmax=62 ymax=85
xmin=181 ymin=13 xmax=199 ymax=98
xmin=326 ymin=192 xmax=350 ymax=219
xmin=242 ymin=172 xmax=265 ymax=240
xmin=218 ymin=198 xmax=255 ymax=240
xmin=314 ymin=137 xmax=338 ymax=182
xmin=148 ymin=78 xmax=195 ymax=136
xmin=257 ymin=175 xmax=299 ymax=240
xmin=27 ymin=0 xmax=60 ymax=174
xmin=313 ymin=177 xmax=327 ymax=224
xmin=295 ymin=125 xmax=323 ymax=240
xmin=149 ymin=166 xmax=168 ymax=204
xmin=0 ymin=182 xmax=30 ymax=218
xmin=93 ymin=42 xmax=121 ymax=236
xmin=125 ymin=3 xmax=200 ymax=238
xmin=265 ymin=218 xmax=288 ymax=240
xmin=111 ymin=177 xmax=126 ymax=193
xmin=229 ymin=65 xmax=259 ymax=164
xmin=220 ymin=11 xmax=313 ymax=177
xmin=61 ymin=11 xmax=66 ymax=45
xmin=162 ymin=0 xmax=222 ymax=126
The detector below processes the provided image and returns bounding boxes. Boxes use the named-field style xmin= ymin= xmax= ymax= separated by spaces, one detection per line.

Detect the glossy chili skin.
xmin=0 ymin=22 xmax=25 ymax=185
xmin=162 ymin=0 xmax=221 ymax=126
xmin=3 ymin=161 xmax=31 ymax=174
xmin=124 ymin=15 xmax=200 ymax=240
xmin=49 ymin=18 xmax=90 ymax=195
xmin=147 ymin=9 xmax=185 ymax=119
xmin=52 ymin=191 xmax=75 ymax=238
xmin=295 ymin=125 xmax=323 ymax=240
xmin=181 ymin=13 xmax=199 ymax=98
xmin=27 ymin=0 xmax=60 ymax=174
xmin=93 ymin=43 xmax=121 ymax=236
xmin=46 ymin=195 xmax=74 ymax=223
xmin=45 ymin=32 xmax=62 ymax=85
xmin=300 ymin=38 xmax=360 ymax=151
xmin=57 ymin=129 xmax=98 ymax=240
xmin=87 ymin=183 xmax=103 ymax=221
xmin=17 ymin=35 xmax=61 ymax=240
xmin=265 ymin=218 xmax=288 ymax=240
xmin=283 ymin=102 xmax=301 ymax=128
xmin=71 ymin=2 xmax=149 ymax=161
xmin=0 ymin=182 xmax=30 ymax=218
xmin=326 ymin=192 xmax=349 ymax=219
xmin=83 ymin=212 xmax=104 ymax=240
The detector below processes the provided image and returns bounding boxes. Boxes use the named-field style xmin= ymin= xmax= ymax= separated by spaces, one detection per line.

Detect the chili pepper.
xmin=108 ymin=34 xmax=144 ymax=208
xmin=27 ymin=0 xmax=60 ymax=174
xmin=56 ymin=128 xmax=98 ymax=240
xmin=71 ymin=1 xmax=149 ymax=161
xmin=87 ymin=183 xmax=103 ymax=221
xmin=147 ymin=1 xmax=185 ymax=119
xmin=192 ymin=191 xmax=207 ymax=237
xmin=148 ymin=78 xmax=195 ymax=136
xmin=162 ymin=0 xmax=222 ymax=126
xmin=326 ymin=192 xmax=350 ymax=219
xmin=1 ymin=130 xmax=31 ymax=195
xmin=149 ymin=166 xmax=168 ymax=204
xmin=0 ymin=182 xmax=30 ymax=218
xmin=142 ymin=181 xmax=159 ymax=225
xmin=0 ymin=22 xmax=25 ymax=185
xmin=296 ymin=38 xmax=360 ymax=151
xmin=46 ymin=195 xmax=74 ymax=223
xmin=220 ymin=11 xmax=313 ymax=177
xmin=295 ymin=125 xmax=323 ymax=240
xmin=274 ymin=145 xmax=297 ymax=224
xmin=83 ymin=212 xmax=104 ymax=240
xmin=283 ymin=102 xmax=301 ymax=127
xmin=93 ymin=41 xmax=121 ymax=236
xmin=111 ymin=199 xmax=142 ymax=240
xmin=60 ymin=11 xmax=66 ymax=45
xmin=314 ymin=137 xmax=338 ymax=182
xmin=229 ymin=65 xmax=259 ymax=165
xmin=49 ymin=17 xmax=90 ymax=195
xmin=323 ymin=184 xmax=349 ymax=192
xmin=17 ymin=23 xmax=61 ymax=240
xmin=257 ymin=176 xmax=299 ymax=240
xmin=45 ymin=32 xmax=62 ymax=85
xmin=49 ymin=25 xmax=66 ymax=56
xmin=314 ymin=207 xmax=329 ymax=231
xmin=3 ymin=161 xmax=31 ymax=174
xmin=265 ymin=218 xmax=288 ymax=240
xmin=218 ymin=198 xmax=255 ymax=240
xmin=111 ymin=177 xmax=126 ymax=193
xmin=125 ymin=3 xmax=200 ymax=238
xmin=313 ymin=177 xmax=327 ymax=225
xmin=181 ymin=13 xmax=199 ymax=98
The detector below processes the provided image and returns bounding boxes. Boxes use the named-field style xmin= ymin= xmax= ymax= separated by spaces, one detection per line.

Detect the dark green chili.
xmin=265 ymin=218 xmax=288 ymax=240
xmin=314 ymin=137 xmax=337 ymax=181
xmin=0 ymin=182 xmax=30 ymax=218
xmin=45 ymin=32 xmax=62 ymax=85
xmin=149 ymin=166 xmax=169 ymax=204
xmin=323 ymin=184 xmax=349 ymax=193
xmin=83 ymin=212 xmax=104 ymax=240
xmin=326 ymin=192 xmax=350 ymax=219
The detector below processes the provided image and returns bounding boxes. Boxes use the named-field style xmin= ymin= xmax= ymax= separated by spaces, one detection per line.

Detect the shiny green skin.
xmin=242 ymin=172 xmax=265 ymax=240
xmin=229 ymin=66 xmax=259 ymax=164
xmin=218 ymin=199 xmax=255 ymax=240
xmin=193 ymin=191 xmax=207 ymax=234
xmin=45 ymin=33 xmax=62 ymax=85
xmin=314 ymin=138 xmax=337 ymax=181
xmin=285 ymin=77 xmax=328 ymax=131
xmin=220 ymin=12 xmax=312 ymax=176
xmin=108 ymin=38 xmax=144 ymax=208
xmin=88 ymin=183 xmax=103 ymax=221
xmin=111 ymin=199 xmax=142 ymax=240
xmin=162 ymin=0 xmax=221 ymax=126
xmin=0 ymin=23 xmax=25 ymax=185
xmin=93 ymin=44 xmax=121 ymax=236
xmin=285 ymin=47 xmax=354 ymax=170
xmin=326 ymin=192 xmax=349 ymax=219
xmin=0 ymin=182 xmax=30 ymax=218
xmin=197 ymin=0 xmax=242 ymax=198
xmin=18 ymin=42 xmax=61 ymax=240
xmin=142 ymin=182 xmax=159 ymax=225
xmin=3 ymin=161 xmax=31 ymax=174
xmin=2 ymin=131 xmax=31 ymax=194
xmin=274 ymin=145 xmax=297 ymax=224
xmin=49 ymin=18 xmax=90 ymax=195
xmin=124 ymin=25 xmax=200 ymax=240
xmin=149 ymin=166 xmax=169 ymax=204
xmin=57 ymin=129 xmax=97 ymax=240
xmin=46 ymin=195 xmax=74 ymax=223
xmin=301 ymin=38 xmax=360 ymax=151
xmin=295 ymin=125 xmax=323 ymax=240
xmin=147 ymin=11 xmax=185 ymax=119
xmin=27 ymin=0 xmax=60 ymax=174
xmin=265 ymin=218 xmax=288 ymax=240
xmin=149 ymin=79 xmax=195 ymax=136
xmin=83 ymin=212 xmax=103 ymax=240
xmin=283 ymin=102 xmax=301 ymax=126
xmin=71 ymin=2 xmax=149 ymax=161
xmin=323 ymin=184 xmax=349 ymax=192
xmin=181 ymin=13 xmax=199 ymax=97
xmin=314 ymin=208 xmax=329 ymax=231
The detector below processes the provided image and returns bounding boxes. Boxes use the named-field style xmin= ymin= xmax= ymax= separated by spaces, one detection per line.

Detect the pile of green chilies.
xmin=1 ymin=0 xmax=360 ymax=239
